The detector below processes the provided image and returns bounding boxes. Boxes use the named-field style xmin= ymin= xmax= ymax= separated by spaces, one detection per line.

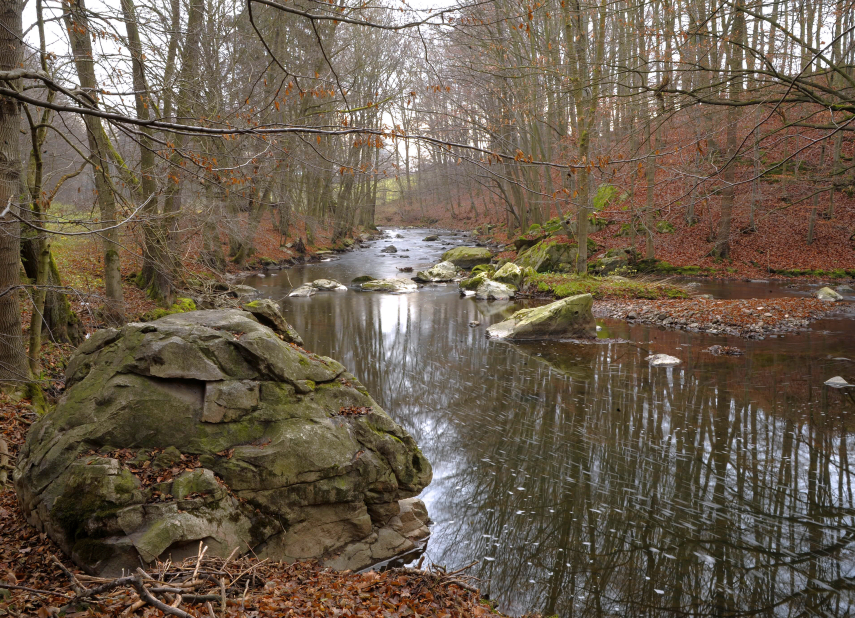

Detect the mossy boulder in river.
xmin=14 ymin=310 xmax=432 ymax=576
xmin=440 ymin=246 xmax=492 ymax=269
xmin=486 ymin=294 xmax=596 ymax=340
xmin=413 ymin=261 xmax=461 ymax=283
xmin=491 ymin=262 xmax=524 ymax=289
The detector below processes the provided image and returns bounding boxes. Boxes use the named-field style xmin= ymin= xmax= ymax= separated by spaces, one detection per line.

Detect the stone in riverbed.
xmin=360 ymin=278 xmax=418 ymax=293
xmin=440 ymin=246 xmax=492 ymax=269
xmin=825 ymin=376 xmax=852 ymax=388
xmin=311 ymin=279 xmax=347 ymax=291
xmin=289 ymin=284 xmax=316 ymax=297
xmin=14 ymin=310 xmax=432 ymax=576
xmin=647 ymin=354 xmax=681 ymax=367
xmin=380 ymin=245 xmax=398 ymax=253
xmin=475 ymin=280 xmax=515 ymax=300
xmin=816 ymin=286 xmax=843 ymax=301
xmin=423 ymin=235 xmax=439 ymax=241
xmin=491 ymin=262 xmax=524 ymax=289
xmin=486 ymin=294 xmax=595 ymax=340
xmin=414 ymin=261 xmax=461 ymax=283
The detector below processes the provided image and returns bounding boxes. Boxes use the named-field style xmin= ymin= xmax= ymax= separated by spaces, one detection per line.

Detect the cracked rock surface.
xmin=14 ymin=310 xmax=432 ymax=576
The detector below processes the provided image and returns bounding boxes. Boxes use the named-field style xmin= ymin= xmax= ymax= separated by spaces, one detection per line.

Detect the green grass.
xmin=525 ymin=273 xmax=688 ymax=300
xmin=770 ymin=267 xmax=855 ymax=278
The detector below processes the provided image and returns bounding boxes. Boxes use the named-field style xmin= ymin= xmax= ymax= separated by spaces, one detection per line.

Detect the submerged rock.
xmin=289 ymin=284 xmax=316 ymax=297
xmin=491 ymin=262 xmax=524 ymax=289
xmin=836 ymin=284 xmax=854 ymax=293
xmin=14 ymin=310 xmax=432 ymax=576
xmin=360 ymin=278 xmax=418 ymax=293
xmin=423 ymin=235 xmax=439 ymax=241
xmin=414 ymin=261 xmax=461 ymax=283
xmin=816 ymin=287 xmax=843 ymax=301
xmin=380 ymin=245 xmax=398 ymax=254
xmin=475 ymin=280 xmax=515 ymax=300
xmin=311 ymin=279 xmax=348 ymax=291
xmin=486 ymin=294 xmax=595 ymax=340
xmin=647 ymin=354 xmax=681 ymax=367
xmin=440 ymin=246 xmax=492 ymax=269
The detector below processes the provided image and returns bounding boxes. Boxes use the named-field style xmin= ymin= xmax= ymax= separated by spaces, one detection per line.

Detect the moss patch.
xmin=523 ymin=274 xmax=688 ymax=300
xmin=141 ymin=297 xmax=196 ymax=322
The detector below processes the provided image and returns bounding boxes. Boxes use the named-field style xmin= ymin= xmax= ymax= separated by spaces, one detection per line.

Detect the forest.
xmin=1 ymin=0 xmax=855 ymax=614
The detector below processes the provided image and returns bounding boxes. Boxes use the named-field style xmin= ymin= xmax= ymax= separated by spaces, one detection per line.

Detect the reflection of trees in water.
xmin=285 ymin=293 xmax=855 ymax=617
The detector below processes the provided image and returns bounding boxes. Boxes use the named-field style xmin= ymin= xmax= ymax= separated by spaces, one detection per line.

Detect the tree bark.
xmin=63 ymin=0 xmax=125 ymax=323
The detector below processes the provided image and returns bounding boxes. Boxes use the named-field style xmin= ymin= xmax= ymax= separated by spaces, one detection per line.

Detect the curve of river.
xmin=244 ymin=227 xmax=855 ymax=617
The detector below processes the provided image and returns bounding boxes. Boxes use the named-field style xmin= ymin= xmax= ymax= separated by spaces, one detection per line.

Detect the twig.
xmin=128 ymin=575 xmax=192 ymax=618
xmin=0 ymin=582 xmax=71 ymax=598
xmin=51 ymin=555 xmax=86 ymax=594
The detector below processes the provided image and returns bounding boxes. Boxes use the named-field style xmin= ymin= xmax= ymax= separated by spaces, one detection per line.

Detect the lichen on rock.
xmin=14 ymin=309 xmax=432 ymax=576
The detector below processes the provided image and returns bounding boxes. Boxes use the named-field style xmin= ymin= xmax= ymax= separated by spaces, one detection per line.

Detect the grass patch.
xmin=524 ymin=273 xmax=688 ymax=300
xmin=770 ymin=267 xmax=855 ymax=278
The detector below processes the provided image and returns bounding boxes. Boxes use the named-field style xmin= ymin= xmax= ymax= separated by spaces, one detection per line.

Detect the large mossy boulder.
xmin=440 ymin=246 xmax=492 ymax=269
xmin=413 ymin=261 xmax=461 ymax=283
xmin=360 ymin=278 xmax=418 ymax=293
xmin=515 ymin=239 xmax=578 ymax=273
xmin=486 ymin=294 xmax=596 ymax=340
xmin=14 ymin=310 xmax=432 ymax=576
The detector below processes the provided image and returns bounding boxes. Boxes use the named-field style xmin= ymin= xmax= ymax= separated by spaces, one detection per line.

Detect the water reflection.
xmin=246 ymin=230 xmax=855 ymax=617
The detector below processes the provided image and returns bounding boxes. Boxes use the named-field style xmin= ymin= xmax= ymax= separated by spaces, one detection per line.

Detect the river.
xmin=244 ymin=227 xmax=855 ymax=617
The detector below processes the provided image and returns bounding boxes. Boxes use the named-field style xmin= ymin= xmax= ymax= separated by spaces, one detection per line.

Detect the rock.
xmin=647 ymin=354 xmax=681 ymax=367
xmin=360 ymin=278 xmax=418 ymax=293
xmin=515 ymin=239 xmax=577 ymax=273
xmin=352 ymin=275 xmax=376 ymax=284
xmin=380 ymin=245 xmax=398 ymax=254
xmin=816 ymin=287 xmax=843 ymax=301
xmin=423 ymin=235 xmax=439 ymax=241
xmin=414 ymin=261 xmax=461 ymax=283
xmin=475 ymin=280 xmax=515 ymax=300
xmin=229 ymin=284 xmax=258 ymax=299
xmin=825 ymin=376 xmax=852 ymax=388
xmin=395 ymin=234 xmax=404 ymax=239
xmin=242 ymin=299 xmax=303 ymax=346
xmin=458 ymin=273 xmax=488 ymax=292
xmin=14 ymin=310 xmax=432 ymax=576
xmin=704 ymin=345 xmax=744 ymax=356
xmin=468 ymin=321 xmax=480 ymax=327
xmin=397 ymin=267 xmax=413 ymax=273
xmin=486 ymin=294 xmax=596 ymax=340
xmin=835 ymin=284 xmax=853 ymax=293
xmin=491 ymin=262 xmax=524 ymax=289
xmin=440 ymin=246 xmax=492 ymax=269
xmin=311 ymin=279 xmax=347 ymax=292
xmin=288 ymin=284 xmax=316 ymax=297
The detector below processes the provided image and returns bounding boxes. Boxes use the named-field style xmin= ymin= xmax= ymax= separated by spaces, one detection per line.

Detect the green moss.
xmin=655 ymin=220 xmax=676 ymax=234
xmin=771 ymin=267 xmax=855 ymax=278
xmin=352 ymin=275 xmax=376 ymax=283
xmin=141 ymin=297 xmax=196 ymax=322
xmin=525 ymin=273 xmax=688 ymax=300
xmin=470 ymin=264 xmax=495 ymax=276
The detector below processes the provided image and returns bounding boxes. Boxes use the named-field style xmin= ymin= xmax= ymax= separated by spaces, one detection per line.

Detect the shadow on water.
xmin=245 ymin=229 xmax=855 ymax=617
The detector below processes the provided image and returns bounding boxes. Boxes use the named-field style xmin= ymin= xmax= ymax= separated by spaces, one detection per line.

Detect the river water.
xmin=244 ymin=228 xmax=855 ymax=617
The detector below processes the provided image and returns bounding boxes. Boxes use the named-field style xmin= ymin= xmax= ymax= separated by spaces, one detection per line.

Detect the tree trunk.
xmin=63 ymin=0 xmax=125 ymax=323
xmin=0 ymin=0 xmax=30 ymax=386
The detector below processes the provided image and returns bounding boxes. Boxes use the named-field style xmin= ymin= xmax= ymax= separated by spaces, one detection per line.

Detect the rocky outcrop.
xmin=414 ymin=261 xmax=461 ymax=283
xmin=360 ymin=278 xmax=418 ymax=293
xmin=14 ymin=310 xmax=432 ymax=576
xmin=515 ymin=239 xmax=577 ymax=273
xmin=486 ymin=294 xmax=596 ymax=340
xmin=242 ymin=299 xmax=303 ymax=346
xmin=440 ymin=247 xmax=492 ymax=269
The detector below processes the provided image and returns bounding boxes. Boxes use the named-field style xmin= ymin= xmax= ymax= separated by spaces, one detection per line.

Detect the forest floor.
xmin=0 ymin=392 xmax=510 ymax=618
